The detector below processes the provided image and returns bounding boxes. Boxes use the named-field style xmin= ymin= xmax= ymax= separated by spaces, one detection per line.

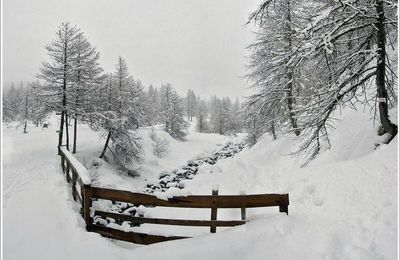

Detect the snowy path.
xmin=2 ymin=126 xmax=139 ymax=259
xmin=2 ymin=121 xmax=244 ymax=259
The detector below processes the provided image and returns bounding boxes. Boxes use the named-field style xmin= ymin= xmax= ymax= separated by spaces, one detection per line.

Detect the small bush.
xmin=149 ymin=127 xmax=170 ymax=158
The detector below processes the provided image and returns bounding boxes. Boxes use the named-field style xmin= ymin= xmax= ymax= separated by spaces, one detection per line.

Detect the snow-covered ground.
xmin=73 ymin=118 xmax=231 ymax=192
xmin=2 ymin=108 xmax=398 ymax=260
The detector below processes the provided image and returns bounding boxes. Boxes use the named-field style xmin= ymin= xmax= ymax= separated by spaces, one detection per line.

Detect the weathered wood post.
xmin=210 ymin=185 xmax=219 ymax=233
xmin=71 ymin=169 xmax=77 ymax=201
xmin=278 ymin=194 xmax=289 ymax=215
xmin=80 ymin=184 xmax=85 ymax=216
xmin=83 ymin=185 xmax=93 ymax=226
xmin=61 ymin=154 xmax=65 ymax=173
xmin=239 ymin=190 xmax=246 ymax=220
xmin=66 ymin=162 xmax=71 ymax=183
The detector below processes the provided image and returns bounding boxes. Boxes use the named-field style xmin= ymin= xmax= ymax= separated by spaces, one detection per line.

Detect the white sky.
xmin=2 ymin=0 xmax=260 ymax=99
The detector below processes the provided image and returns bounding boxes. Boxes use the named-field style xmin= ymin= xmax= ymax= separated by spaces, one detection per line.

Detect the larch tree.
xmin=3 ymin=82 xmax=24 ymax=122
xmin=97 ymin=57 xmax=143 ymax=168
xmin=160 ymin=84 xmax=188 ymax=139
xmin=28 ymin=81 xmax=49 ymax=127
xmin=244 ymin=99 xmax=275 ymax=146
xmin=70 ymin=32 xmax=103 ymax=153
xmin=247 ymin=0 xmax=308 ymax=137
xmin=185 ymin=89 xmax=197 ymax=122
xmin=22 ymin=83 xmax=30 ymax=134
xmin=296 ymin=0 xmax=398 ymax=162
xmin=196 ymin=98 xmax=209 ymax=133
xmin=38 ymin=21 xmax=81 ymax=154
xmin=145 ymin=85 xmax=161 ymax=125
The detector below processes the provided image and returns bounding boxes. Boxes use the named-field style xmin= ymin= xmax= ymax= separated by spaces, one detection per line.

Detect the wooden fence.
xmin=60 ymin=148 xmax=289 ymax=245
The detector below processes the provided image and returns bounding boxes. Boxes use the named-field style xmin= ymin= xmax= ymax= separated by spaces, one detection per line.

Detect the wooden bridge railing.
xmin=60 ymin=148 xmax=289 ymax=245
xmin=60 ymin=147 xmax=91 ymax=215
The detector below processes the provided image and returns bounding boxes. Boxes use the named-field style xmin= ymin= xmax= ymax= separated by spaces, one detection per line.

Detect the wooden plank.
xmin=210 ymin=189 xmax=218 ymax=233
xmin=90 ymin=186 xmax=289 ymax=209
xmin=94 ymin=210 xmax=246 ymax=227
xmin=86 ymin=224 xmax=188 ymax=245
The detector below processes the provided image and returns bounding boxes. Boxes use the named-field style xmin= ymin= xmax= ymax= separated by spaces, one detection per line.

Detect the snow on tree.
xmin=2 ymin=82 xmax=24 ymax=122
xmin=38 ymin=21 xmax=81 ymax=154
xmin=244 ymin=99 xmax=274 ymax=146
xmin=97 ymin=57 xmax=144 ymax=168
xmin=2 ymin=81 xmax=49 ymax=129
xmin=20 ymin=82 xmax=30 ymax=134
xmin=159 ymin=83 xmax=188 ymax=139
xmin=28 ymin=81 xmax=50 ymax=127
xmin=185 ymin=89 xmax=197 ymax=122
xmin=140 ymin=85 xmax=160 ymax=126
xmin=231 ymin=98 xmax=243 ymax=133
xmin=69 ymin=32 xmax=104 ymax=153
xmin=294 ymin=0 xmax=398 ymax=163
xmin=247 ymin=0 xmax=308 ymax=137
xmin=208 ymin=96 xmax=234 ymax=135
xmin=196 ymin=98 xmax=209 ymax=133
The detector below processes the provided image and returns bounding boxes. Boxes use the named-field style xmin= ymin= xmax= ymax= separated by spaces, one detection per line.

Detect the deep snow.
xmin=2 ymin=108 xmax=398 ymax=260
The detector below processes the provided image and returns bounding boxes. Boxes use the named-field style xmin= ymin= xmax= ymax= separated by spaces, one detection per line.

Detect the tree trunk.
xmin=376 ymin=0 xmax=398 ymax=141
xmin=73 ymin=85 xmax=79 ymax=154
xmin=73 ymin=116 xmax=77 ymax=153
xmin=100 ymin=131 xmax=112 ymax=158
xmin=59 ymin=33 xmax=68 ymax=154
xmin=252 ymin=115 xmax=257 ymax=144
xmin=65 ymin=111 xmax=70 ymax=151
xmin=285 ymin=0 xmax=300 ymax=137
xmin=286 ymin=75 xmax=300 ymax=136
xmin=58 ymin=110 xmax=65 ymax=155
xmin=23 ymin=92 xmax=28 ymax=134
xmin=271 ymin=112 xmax=277 ymax=140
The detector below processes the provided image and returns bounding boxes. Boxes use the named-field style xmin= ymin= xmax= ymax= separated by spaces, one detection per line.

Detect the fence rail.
xmin=59 ymin=148 xmax=289 ymax=245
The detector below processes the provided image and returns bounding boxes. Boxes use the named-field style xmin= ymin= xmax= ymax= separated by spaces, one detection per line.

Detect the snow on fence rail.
xmin=59 ymin=149 xmax=290 ymax=245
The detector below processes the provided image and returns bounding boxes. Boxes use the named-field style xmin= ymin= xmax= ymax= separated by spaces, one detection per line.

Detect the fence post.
xmin=80 ymin=184 xmax=85 ymax=216
xmin=61 ymin=154 xmax=65 ymax=173
xmin=210 ymin=186 xmax=218 ymax=233
xmin=66 ymin=162 xmax=71 ymax=183
xmin=278 ymin=194 xmax=289 ymax=215
xmin=239 ymin=190 xmax=246 ymax=220
xmin=71 ymin=169 xmax=77 ymax=201
xmin=83 ymin=185 xmax=93 ymax=226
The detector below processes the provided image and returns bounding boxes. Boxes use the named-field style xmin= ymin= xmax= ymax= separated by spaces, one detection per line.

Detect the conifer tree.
xmin=38 ymin=21 xmax=81 ymax=154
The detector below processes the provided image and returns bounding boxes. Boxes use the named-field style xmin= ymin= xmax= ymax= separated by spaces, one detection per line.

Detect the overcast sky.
xmin=3 ymin=0 xmax=259 ymax=99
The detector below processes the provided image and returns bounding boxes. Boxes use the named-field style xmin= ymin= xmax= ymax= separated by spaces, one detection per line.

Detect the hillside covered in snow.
xmin=3 ymin=106 xmax=398 ymax=260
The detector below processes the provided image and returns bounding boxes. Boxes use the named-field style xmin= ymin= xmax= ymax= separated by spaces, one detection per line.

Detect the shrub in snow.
xmin=149 ymin=127 xmax=170 ymax=158
xmin=112 ymin=131 xmax=144 ymax=166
